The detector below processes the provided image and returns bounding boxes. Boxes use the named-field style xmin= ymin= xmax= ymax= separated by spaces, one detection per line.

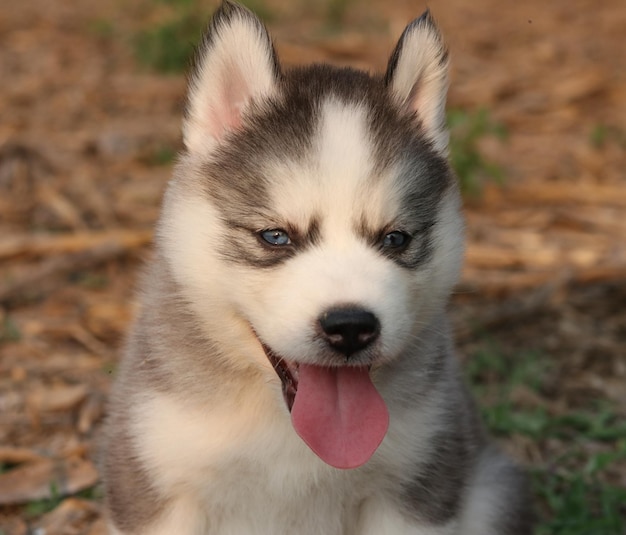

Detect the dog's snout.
xmin=318 ymin=308 xmax=380 ymax=357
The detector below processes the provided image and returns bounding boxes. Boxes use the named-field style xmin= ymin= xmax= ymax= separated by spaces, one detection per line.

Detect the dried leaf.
xmin=0 ymin=457 xmax=99 ymax=505
xmin=0 ymin=447 xmax=46 ymax=465
xmin=34 ymin=498 xmax=101 ymax=534
xmin=27 ymin=384 xmax=88 ymax=413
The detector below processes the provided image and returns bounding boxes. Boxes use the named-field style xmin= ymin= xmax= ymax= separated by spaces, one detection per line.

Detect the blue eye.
xmin=260 ymin=229 xmax=291 ymax=246
xmin=382 ymin=231 xmax=409 ymax=249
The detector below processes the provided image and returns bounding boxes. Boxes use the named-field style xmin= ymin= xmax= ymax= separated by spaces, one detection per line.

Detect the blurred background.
xmin=0 ymin=0 xmax=624 ymax=533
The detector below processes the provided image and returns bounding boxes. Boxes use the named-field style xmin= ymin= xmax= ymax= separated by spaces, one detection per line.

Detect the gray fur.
xmin=103 ymin=396 xmax=169 ymax=532
xmin=400 ymin=376 xmax=484 ymax=524
xmin=103 ymin=3 xmax=533 ymax=534
xmin=191 ymin=63 xmax=452 ymax=270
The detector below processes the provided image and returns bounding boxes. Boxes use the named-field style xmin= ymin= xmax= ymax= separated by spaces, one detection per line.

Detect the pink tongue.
xmin=291 ymin=364 xmax=389 ymax=469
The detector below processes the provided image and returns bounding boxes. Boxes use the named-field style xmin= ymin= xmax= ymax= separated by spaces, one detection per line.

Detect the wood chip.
xmin=0 ymin=456 xmax=99 ymax=505
xmin=0 ymin=234 xmax=150 ymax=305
xmin=483 ymin=181 xmax=626 ymax=208
xmin=77 ymin=394 xmax=106 ymax=435
xmin=552 ymin=69 xmax=606 ymax=104
xmin=33 ymin=497 xmax=101 ymax=534
xmin=0 ymin=447 xmax=46 ymax=465
xmin=0 ymin=229 xmax=152 ymax=260
xmin=27 ymin=384 xmax=88 ymax=413
xmin=86 ymin=518 xmax=109 ymax=535
xmin=0 ymin=517 xmax=27 ymax=535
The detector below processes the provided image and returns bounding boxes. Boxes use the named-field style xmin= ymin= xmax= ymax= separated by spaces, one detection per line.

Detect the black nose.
xmin=318 ymin=307 xmax=380 ymax=357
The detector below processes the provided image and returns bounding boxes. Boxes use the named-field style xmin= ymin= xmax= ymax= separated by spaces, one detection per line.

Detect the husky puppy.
xmin=103 ymin=2 xmax=532 ymax=533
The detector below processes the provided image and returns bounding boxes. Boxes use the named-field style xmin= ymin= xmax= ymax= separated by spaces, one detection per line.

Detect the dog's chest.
xmin=133 ymin=392 xmax=377 ymax=534
xmin=186 ymin=443 xmax=385 ymax=535
xmin=187 ymin=473 xmax=450 ymax=535
xmin=199 ymin=475 xmax=360 ymax=535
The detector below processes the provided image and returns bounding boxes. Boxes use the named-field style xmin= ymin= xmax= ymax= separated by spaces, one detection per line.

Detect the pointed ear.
xmin=385 ymin=11 xmax=449 ymax=154
xmin=183 ymin=1 xmax=280 ymax=154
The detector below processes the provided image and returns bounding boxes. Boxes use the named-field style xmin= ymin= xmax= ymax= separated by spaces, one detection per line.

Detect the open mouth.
xmin=257 ymin=334 xmax=390 ymax=470
xmin=262 ymin=343 xmax=298 ymax=411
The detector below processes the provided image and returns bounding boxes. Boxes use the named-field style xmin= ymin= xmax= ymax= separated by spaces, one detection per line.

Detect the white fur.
xmin=183 ymin=12 xmax=277 ymax=154
xmin=358 ymin=498 xmax=458 ymax=535
xmin=126 ymin=378 xmax=452 ymax=534
xmin=261 ymin=99 xmax=389 ymax=230
xmin=131 ymin=497 xmax=205 ymax=535
xmin=161 ymin=99 xmax=462 ymax=369
xmin=389 ymin=20 xmax=449 ymax=155
xmin=244 ymin=100 xmax=415 ymax=362
xmin=148 ymin=92 xmax=467 ymax=535
xmin=458 ymin=451 xmax=521 ymax=533
xmin=157 ymin=184 xmax=270 ymax=372
xmin=106 ymin=7 xmax=528 ymax=535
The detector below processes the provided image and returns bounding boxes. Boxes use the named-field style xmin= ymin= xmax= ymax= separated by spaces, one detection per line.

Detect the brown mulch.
xmin=1 ymin=0 xmax=625 ymax=532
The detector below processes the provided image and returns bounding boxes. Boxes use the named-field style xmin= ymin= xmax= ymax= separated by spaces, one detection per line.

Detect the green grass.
xmin=70 ymin=271 xmax=110 ymax=289
xmin=589 ymin=123 xmax=626 ymax=149
xmin=447 ymin=108 xmax=507 ymax=196
xmin=132 ymin=0 xmax=207 ymax=73
xmin=134 ymin=13 xmax=204 ymax=73
xmin=146 ymin=144 xmax=177 ymax=166
xmin=590 ymin=124 xmax=610 ymax=148
xmin=88 ymin=18 xmax=115 ymax=39
xmin=324 ymin=0 xmax=352 ymax=31
xmin=76 ymin=484 xmax=104 ymax=502
xmin=0 ymin=315 xmax=21 ymax=343
xmin=533 ymin=451 xmax=626 ymax=535
xmin=467 ymin=343 xmax=626 ymax=534
xmin=133 ymin=0 xmax=274 ymax=73
xmin=24 ymin=482 xmax=62 ymax=518
xmin=22 ymin=483 xmax=103 ymax=520
xmin=238 ymin=0 xmax=274 ymax=22
xmin=468 ymin=347 xmax=552 ymax=438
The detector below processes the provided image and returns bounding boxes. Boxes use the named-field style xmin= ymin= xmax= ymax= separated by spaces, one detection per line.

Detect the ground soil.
xmin=0 ymin=0 xmax=624 ymax=533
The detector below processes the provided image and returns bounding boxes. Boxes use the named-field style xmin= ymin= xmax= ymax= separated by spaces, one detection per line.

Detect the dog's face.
xmin=157 ymin=2 xmax=463 ymax=468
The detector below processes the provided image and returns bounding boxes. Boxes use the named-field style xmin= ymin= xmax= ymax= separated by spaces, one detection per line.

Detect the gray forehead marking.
xmin=197 ymin=64 xmax=454 ymax=273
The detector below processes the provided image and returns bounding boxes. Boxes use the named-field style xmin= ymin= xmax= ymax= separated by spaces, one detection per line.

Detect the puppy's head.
xmin=158 ymin=2 xmax=463 ymax=468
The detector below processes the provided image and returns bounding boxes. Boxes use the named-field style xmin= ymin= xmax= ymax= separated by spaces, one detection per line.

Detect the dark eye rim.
xmin=257 ymin=228 xmax=293 ymax=247
xmin=380 ymin=230 xmax=412 ymax=250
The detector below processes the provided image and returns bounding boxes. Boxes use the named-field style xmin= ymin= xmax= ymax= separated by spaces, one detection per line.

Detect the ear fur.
xmin=183 ymin=1 xmax=280 ymax=154
xmin=385 ymin=11 xmax=450 ymax=154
